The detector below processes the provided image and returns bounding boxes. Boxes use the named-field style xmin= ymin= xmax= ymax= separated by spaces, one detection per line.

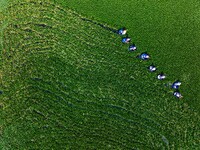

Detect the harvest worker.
xmin=129 ymin=44 xmax=137 ymax=51
xmin=173 ymin=91 xmax=183 ymax=98
xmin=148 ymin=64 xmax=157 ymax=72
xmin=157 ymin=72 xmax=166 ymax=80
xmin=171 ymin=80 xmax=181 ymax=89
xmin=122 ymin=37 xmax=131 ymax=43
xmin=118 ymin=27 xmax=127 ymax=35
xmin=138 ymin=53 xmax=150 ymax=60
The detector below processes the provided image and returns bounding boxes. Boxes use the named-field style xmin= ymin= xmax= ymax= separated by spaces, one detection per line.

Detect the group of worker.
xmin=118 ymin=27 xmax=183 ymax=99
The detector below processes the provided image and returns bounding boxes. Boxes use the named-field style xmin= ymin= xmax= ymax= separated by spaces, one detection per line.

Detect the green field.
xmin=0 ymin=0 xmax=199 ymax=149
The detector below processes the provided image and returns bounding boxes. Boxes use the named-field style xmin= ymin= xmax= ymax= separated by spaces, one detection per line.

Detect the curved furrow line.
xmin=26 ymin=88 xmax=153 ymax=144
xmin=7 ymin=1 xmax=69 ymax=18
xmin=138 ymin=100 xmax=184 ymax=124
xmin=4 ymin=28 xmax=47 ymax=45
xmin=4 ymin=22 xmax=118 ymax=57
xmin=8 ymin=1 xmax=118 ymax=42
xmin=6 ymin=6 xmax=120 ymax=51
xmin=19 ymin=30 xmax=116 ymax=56
xmin=56 ymin=114 xmax=148 ymax=149
xmin=134 ymin=102 xmax=197 ymax=144
xmin=30 ymin=91 xmax=150 ymax=141
xmin=29 ymin=80 xmax=163 ymax=142
xmin=30 ymin=74 xmax=133 ymax=109
xmin=5 ymin=29 xmax=57 ymax=46
xmin=27 ymin=94 xmax=156 ymax=149
xmin=75 ymin=133 xmax=139 ymax=150
xmin=13 ymin=16 xmax=118 ymax=46
xmin=84 ymin=105 xmax=165 ymax=144
xmin=17 ymin=40 xmax=56 ymax=50
xmin=65 ymin=88 xmax=164 ymax=132
xmin=3 ymin=33 xmax=54 ymax=57
xmin=33 ymin=77 xmax=163 ymax=133
xmin=54 ymin=38 xmax=120 ymax=60
xmin=10 ymin=38 xmax=115 ymax=68
xmin=135 ymin=107 xmax=174 ymax=132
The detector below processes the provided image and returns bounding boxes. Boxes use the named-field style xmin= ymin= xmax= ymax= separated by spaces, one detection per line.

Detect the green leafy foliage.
xmin=0 ymin=0 xmax=199 ymax=149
